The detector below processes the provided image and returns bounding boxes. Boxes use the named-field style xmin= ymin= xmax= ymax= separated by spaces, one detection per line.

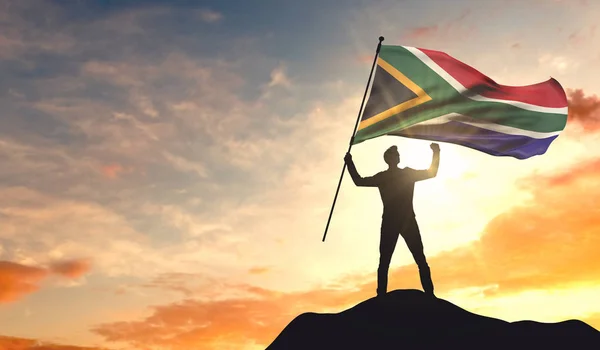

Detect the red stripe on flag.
xmin=418 ymin=48 xmax=568 ymax=108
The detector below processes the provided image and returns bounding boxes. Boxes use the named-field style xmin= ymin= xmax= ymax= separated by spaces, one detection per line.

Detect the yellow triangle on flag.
xmin=358 ymin=57 xmax=432 ymax=131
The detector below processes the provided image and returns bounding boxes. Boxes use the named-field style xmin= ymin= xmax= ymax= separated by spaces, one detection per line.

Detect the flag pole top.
xmin=377 ymin=36 xmax=384 ymax=53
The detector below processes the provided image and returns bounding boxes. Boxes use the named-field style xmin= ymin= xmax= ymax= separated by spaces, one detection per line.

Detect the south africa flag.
xmin=354 ymin=45 xmax=568 ymax=159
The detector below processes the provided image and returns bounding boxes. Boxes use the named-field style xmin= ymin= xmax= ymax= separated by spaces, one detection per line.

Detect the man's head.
xmin=383 ymin=145 xmax=399 ymax=167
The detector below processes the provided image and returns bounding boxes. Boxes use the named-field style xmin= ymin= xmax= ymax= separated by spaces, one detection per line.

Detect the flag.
xmin=354 ymin=45 xmax=568 ymax=159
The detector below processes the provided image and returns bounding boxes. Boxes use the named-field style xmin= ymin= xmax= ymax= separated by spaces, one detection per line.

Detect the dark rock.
xmin=266 ymin=289 xmax=600 ymax=350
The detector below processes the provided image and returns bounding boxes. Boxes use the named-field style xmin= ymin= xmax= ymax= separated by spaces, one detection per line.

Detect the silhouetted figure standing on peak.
xmin=344 ymin=143 xmax=440 ymax=297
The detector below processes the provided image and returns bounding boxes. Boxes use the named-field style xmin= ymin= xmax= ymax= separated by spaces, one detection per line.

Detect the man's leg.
xmin=377 ymin=220 xmax=400 ymax=296
xmin=400 ymin=216 xmax=434 ymax=296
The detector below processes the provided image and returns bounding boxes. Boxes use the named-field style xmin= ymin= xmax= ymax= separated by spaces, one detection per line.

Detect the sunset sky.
xmin=1 ymin=0 xmax=600 ymax=349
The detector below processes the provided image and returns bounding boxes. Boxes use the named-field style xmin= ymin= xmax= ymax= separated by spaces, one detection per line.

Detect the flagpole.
xmin=321 ymin=36 xmax=384 ymax=242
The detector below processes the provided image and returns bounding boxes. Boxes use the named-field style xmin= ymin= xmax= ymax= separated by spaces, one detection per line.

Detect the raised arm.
xmin=412 ymin=143 xmax=441 ymax=181
xmin=344 ymin=153 xmax=380 ymax=187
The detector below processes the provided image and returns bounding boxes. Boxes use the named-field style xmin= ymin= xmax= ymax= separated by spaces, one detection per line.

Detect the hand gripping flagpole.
xmin=321 ymin=36 xmax=384 ymax=242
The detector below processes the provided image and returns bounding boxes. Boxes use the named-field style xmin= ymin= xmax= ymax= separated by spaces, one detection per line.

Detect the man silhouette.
xmin=344 ymin=143 xmax=440 ymax=297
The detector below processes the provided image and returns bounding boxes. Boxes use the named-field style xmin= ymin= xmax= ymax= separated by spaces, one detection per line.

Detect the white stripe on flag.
xmin=410 ymin=113 xmax=561 ymax=139
xmin=403 ymin=46 xmax=568 ymax=115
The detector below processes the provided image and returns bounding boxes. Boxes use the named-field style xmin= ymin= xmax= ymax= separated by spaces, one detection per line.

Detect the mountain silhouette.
xmin=266 ymin=289 xmax=599 ymax=350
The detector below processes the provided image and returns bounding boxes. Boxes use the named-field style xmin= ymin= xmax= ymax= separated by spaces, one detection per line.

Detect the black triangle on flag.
xmin=362 ymin=65 xmax=418 ymax=121
xmin=359 ymin=58 xmax=432 ymax=131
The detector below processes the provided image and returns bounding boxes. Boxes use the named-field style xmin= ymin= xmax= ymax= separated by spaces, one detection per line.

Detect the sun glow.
xmin=351 ymin=138 xmax=471 ymax=181
xmin=397 ymin=140 xmax=469 ymax=179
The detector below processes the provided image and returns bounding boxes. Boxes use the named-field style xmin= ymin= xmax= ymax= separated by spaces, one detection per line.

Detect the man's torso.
xmin=375 ymin=168 xmax=418 ymax=220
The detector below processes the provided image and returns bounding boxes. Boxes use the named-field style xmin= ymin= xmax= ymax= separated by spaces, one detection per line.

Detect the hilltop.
xmin=266 ymin=289 xmax=599 ymax=350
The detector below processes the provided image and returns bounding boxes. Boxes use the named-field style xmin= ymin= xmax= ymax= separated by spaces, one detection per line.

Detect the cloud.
xmin=0 ymin=187 xmax=159 ymax=278
xmin=267 ymin=64 xmax=292 ymax=89
xmin=91 ymin=284 xmax=374 ymax=349
xmin=248 ymin=267 xmax=270 ymax=275
xmin=99 ymin=164 xmax=124 ymax=179
xmin=50 ymin=259 xmax=92 ymax=279
xmin=162 ymin=151 xmax=208 ymax=178
xmin=538 ymin=54 xmax=580 ymax=74
xmin=0 ymin=261 xmax=47 ymax=303
xmin=198 ymin=9 xmax=223 ymax=23
xmin=261 ymin=63 xmax=293 ymax=100
xmin=566 ymin=89 xmax=600 ymax=133
xmin=523 ymin=157 xmax=600 ymax=188
xmin=0 ymin=335 xmax=107 ymax=350
xmin=0 ymin=259 xmax=91 ymax=303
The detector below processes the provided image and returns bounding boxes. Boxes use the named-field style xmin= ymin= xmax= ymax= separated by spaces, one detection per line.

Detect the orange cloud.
xmin=524 ymin=157 xmax=600 ymax=188
xmin=0 ymin=261 xmax=48 ymax=303
xmin=50 ymin=259 xmax=92 ymax=279
xmin=566 ymin=89 xmax=600 ymax=133
xmin=92 ymin=284 xmax=375 ymax=350
xmin=0 ymin=335 xmax=107 ymax=350
xmin=99 ymin=164 xmax=123 ymax=179
xmin=248 ymin=266 xmax=270 ymax=275
xmin=0 ymin=259 xmax=92 ymax=303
